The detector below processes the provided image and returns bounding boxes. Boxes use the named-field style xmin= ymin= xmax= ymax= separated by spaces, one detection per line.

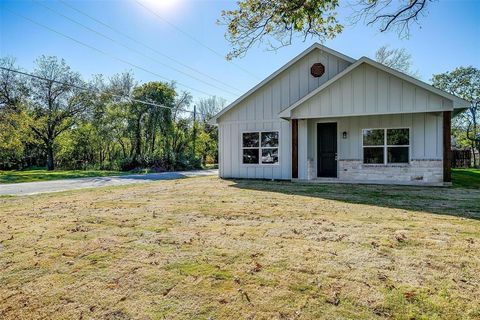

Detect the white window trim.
xmin=241 ymin=130 xmax=280 ymax=166
xmin=361 ymin=127 xmax=411 ymax=165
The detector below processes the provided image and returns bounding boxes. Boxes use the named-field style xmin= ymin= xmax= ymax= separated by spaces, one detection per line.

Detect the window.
xmin=242 ymin=131 xmax=279 ymax=164
xmin=362 ymin=128 xmax=409 ymax=164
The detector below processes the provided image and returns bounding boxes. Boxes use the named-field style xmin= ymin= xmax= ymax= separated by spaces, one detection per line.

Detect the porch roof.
xmin=279 ymin=57 xmax=470 ymax=120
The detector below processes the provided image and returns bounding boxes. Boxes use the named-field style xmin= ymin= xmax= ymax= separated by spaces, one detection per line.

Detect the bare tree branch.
xmin=350 ymin=0 xmax=430 ymax=39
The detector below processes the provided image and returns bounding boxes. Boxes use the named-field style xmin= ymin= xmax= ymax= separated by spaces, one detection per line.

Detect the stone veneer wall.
xmin=338 ymin=160 xmax=443 ymax=183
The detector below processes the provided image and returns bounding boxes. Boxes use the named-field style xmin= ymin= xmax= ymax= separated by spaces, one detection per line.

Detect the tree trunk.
xmin=134 ymin=115 xmax=142 ymax=162
xmin=46 ymin=142 xmax=54 ymax=171
xmin=118 ymin=137 xmax=127 ymax=158
xmin=150 ymin=130 xmax=156 ymax=154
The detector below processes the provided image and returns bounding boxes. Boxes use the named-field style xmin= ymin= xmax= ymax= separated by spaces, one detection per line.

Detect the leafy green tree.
xmin=0 ymin=57 xmax=28 ymax=111
xmin=0 ymin=57 xmax=32 ymax=168
xmin=102 ymin=72 xmax=137 ymax=164
xmin=28 ymin=56 xmax=94 ymax=170
xmin=220 ymin=0 xmax=431 ymax=59
xmin=0 ymin=108 xmax=33 ymax=169
xmin=130 ymin=82 xmax=176 ymax=167
xmin=432 ymin=67 xmax=480 ymax=167
xmin=0 ymin=55 xmax=221 ymax=172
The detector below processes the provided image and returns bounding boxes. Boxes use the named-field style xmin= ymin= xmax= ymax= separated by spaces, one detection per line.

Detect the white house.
xmin=210 ymin=44 xmax=469 ymax=185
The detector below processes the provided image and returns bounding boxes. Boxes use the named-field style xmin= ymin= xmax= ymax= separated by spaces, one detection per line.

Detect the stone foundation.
xmin=307 ymin=158 xmax=315 ymax=180
xmin=338 ymin=160 xmax=443 ymax=184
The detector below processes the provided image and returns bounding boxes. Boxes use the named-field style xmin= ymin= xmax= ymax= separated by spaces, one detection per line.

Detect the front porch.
xmin=290 ymin=113 xmax=451 ymax=185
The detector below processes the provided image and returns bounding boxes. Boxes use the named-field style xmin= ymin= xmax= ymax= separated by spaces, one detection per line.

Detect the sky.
xmin=1 ymin=0 xmax=479 ymax=106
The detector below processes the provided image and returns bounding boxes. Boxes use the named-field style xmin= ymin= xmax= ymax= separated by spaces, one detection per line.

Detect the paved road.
xmin=0 ymin=169 xmax=218 ymax=196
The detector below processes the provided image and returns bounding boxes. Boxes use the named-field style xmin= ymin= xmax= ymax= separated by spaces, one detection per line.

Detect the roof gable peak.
xmin=210 ymin=43 xmax=356 ymax=123
xmin=279 ymin=57 xmax=469 ymax=118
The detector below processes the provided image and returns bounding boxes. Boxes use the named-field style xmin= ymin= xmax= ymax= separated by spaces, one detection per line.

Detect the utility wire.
xmin=58 ymin=0 xmax=243 ymax=94
xmin=33 ymin=0 xmax=239 ymax=97
xmin=4 ymin=8 xmax=218 ymax=97
xmin=0 ymin=66 xmax=207 ymax=116
xmin=134 ymin=0 xmax=260 ymax=80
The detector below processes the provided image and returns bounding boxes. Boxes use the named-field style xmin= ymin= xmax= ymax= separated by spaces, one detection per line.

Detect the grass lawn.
xmin=452 ymin=168 xmax=480 ymax=189
xmin=0 ymin=176 xmax=479 ymax=319
xmin=0 ymin=168 xmax=127 ymax=184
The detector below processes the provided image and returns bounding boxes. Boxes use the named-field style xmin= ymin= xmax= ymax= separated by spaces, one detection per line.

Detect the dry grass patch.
xmin=0 ymin=176 xmax=479 ymax=319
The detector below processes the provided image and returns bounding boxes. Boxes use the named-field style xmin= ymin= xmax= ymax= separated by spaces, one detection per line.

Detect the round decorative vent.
xmin=310 ymin=63 xmax=325 ymax=78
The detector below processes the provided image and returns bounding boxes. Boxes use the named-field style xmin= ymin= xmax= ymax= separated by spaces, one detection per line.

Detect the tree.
xmin=0 ymin=107 xmax=33 ymax=169
xmin=432 ymin=67 xmax=480 ymax=167
xmin=220 ymin=0 xmax=342 ymax=60
xmin=351 ymin=0 xmax=430 ymax=38
xmin=220 ymin=0 xmax=431 ymax=59
xmin=197 ymin=96 xmax=226 ymax=122
xmin=28 ymin=56 xmax=93 ymax=170
xmin=374 ymin=45 xmax=419 ymax=78
xmin=0 ymin=57 xmax=32 ymax=169
xmin=195 ymin=96 xmax=225 ymax=165
xmin=129 ymin=82 xmax=176 ymax=166
xmin=0 ymin=57 xmax=28 ymax=111
xmin=172 ymin=90 xmax=192 ymax=121
xmin=0 ymin=54 xmax=221 ymax=172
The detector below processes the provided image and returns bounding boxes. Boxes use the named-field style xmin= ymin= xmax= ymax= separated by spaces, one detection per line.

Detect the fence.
xmin=451 ymin=149 xmax=472 ymax=168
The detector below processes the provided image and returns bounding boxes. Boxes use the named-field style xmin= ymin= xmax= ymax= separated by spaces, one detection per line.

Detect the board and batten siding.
xmin=219 ymin=48 xmax=352 ymax=123
xmin=300 ymin=113 xmax=443 ymax=179
xmin=292 ymin=63 xmax=453 ymax=119
xmin=218 ymin=48 xmax=352 ymax=179
xmin=218 ymin=120 xmax=291 ymax=179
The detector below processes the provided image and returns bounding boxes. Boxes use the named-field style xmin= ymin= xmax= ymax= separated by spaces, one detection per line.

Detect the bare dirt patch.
xmin=0 ymin=177 xmax=479 ymax=319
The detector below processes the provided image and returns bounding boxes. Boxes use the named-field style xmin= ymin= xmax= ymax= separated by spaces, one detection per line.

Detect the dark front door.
xmin=317 ymin=123 xmax=337 ymax=178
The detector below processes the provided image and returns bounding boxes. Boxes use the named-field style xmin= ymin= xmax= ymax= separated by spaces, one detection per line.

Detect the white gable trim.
xmin=279 ymin=57 xmax=470 ymax=119
xmin=209 ymin=43 xmax=355 ymax=124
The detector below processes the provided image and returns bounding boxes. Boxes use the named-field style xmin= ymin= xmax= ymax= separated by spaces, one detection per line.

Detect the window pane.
xmin=363 ymin=147 xmax=384 ymax=164
xmin=242 ymin=132 xmax=259 ymax=148
xmin=261 ymin=131 xmax=279 ymax=147
xmin=388 ymin=147 xmax=409 ymax=163
xmin=387 ymin=129 xmax=409 ymax=145
xmin=243 ymin=149 xmax=259 ymax=164
xmin=261 ymin=148 xmax=278 ymax=164
xmin=363 ymin=129 xmax=384 ymax=146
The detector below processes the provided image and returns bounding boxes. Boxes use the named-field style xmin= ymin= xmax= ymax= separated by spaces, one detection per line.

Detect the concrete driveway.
xmin=0 ymin=169 xmax=218 ymax=196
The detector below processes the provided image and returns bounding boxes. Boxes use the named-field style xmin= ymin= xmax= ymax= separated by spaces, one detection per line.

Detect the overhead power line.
xmin=4 ymin=8 xmax=219 ymax=97
xmin=32 ymin=0 xmax=239 ymax=97
xmin=58 ymin=0 xmax=243 ymax=94
xmin=0 ymin=66 xmax=207 ymax=116
xmin=134 ymin=0 xmax=260 ymax=80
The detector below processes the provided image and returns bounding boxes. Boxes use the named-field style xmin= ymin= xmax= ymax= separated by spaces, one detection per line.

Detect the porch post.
xmin=298 ymin=119 xmax=309 ymax=180
xmin=443 ymin=111 xmax=452 ymax=183
xmin=292 ymin=119 xmax=298 ymax=179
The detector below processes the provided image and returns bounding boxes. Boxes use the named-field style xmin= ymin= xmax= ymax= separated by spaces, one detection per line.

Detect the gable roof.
xmin=209 ymin=43 xmax=355 ymax=123
xmin=279 ymin=57 xmax=470 ymax=118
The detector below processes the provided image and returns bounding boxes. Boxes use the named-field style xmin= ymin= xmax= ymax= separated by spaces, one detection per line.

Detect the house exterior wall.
xmin=302 ymin=113 xmax=444 ymax=183
xmin=216 ymin=46 xmax=454 ymax=184
xmin=218 ymin=120 xmax=291 ymax=179
xmin=218 ymin=48 xmax=352 ymax=179
xmin=218 ymin=48 xmax=352 ymax=124
xmin=292 ymin=63 xmax=453 ymax=119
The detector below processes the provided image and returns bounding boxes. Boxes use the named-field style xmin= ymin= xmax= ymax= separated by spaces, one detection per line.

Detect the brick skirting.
xmin=338 ymin=160 xmax=443 ymax=183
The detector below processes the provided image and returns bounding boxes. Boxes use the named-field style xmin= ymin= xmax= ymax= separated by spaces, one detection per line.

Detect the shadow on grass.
xmin=229 ymin=178 xmax=480 ymax=220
